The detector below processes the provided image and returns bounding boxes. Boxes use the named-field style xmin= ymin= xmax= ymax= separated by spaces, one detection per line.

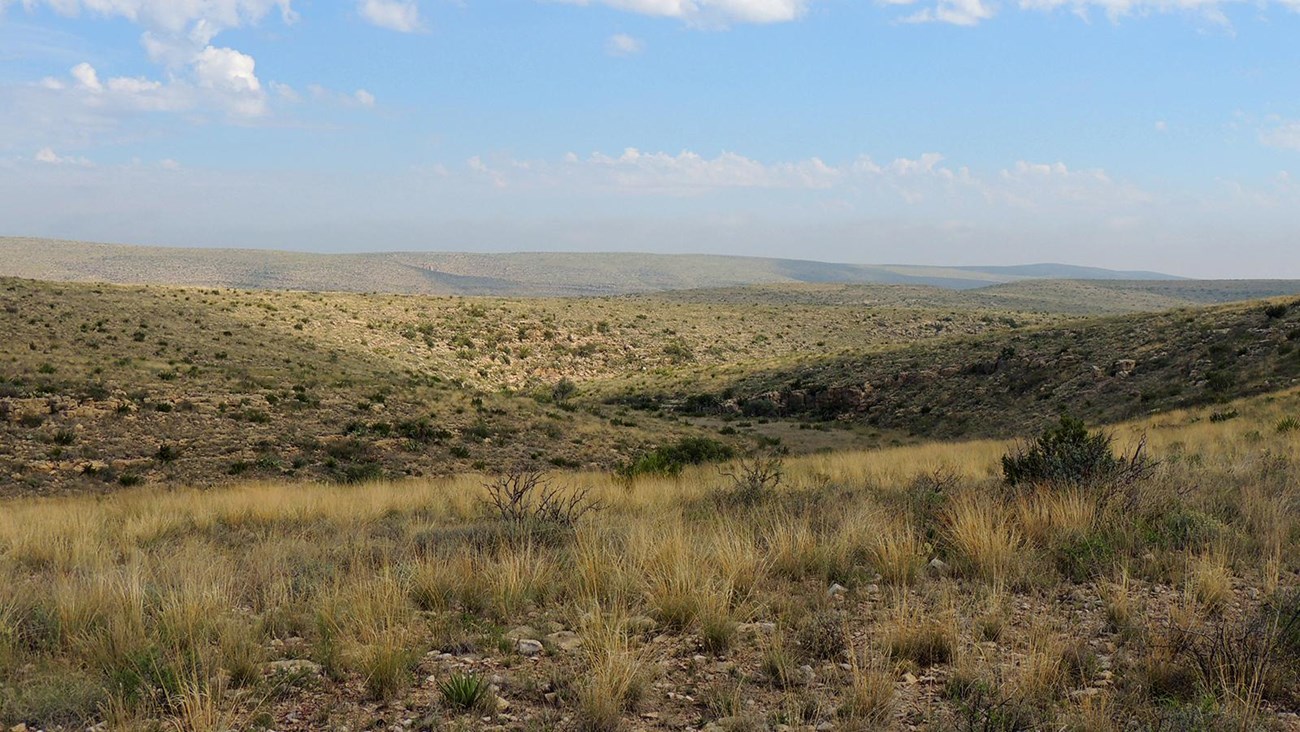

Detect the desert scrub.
xmin=618 ymin=436 xmax=734 ymax=479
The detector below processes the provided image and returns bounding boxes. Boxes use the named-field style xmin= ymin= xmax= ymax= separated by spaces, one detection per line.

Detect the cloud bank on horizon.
xmin=0 ymin=0 xmax=1298 ymax=277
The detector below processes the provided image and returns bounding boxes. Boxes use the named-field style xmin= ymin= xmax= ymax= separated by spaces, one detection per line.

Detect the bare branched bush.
xmin=482 ymin=470 xmax=601 ymax=531
xmin=1153 ymin=593 xmax=1300 ymax=721
xmin=720 ymin=451 xmax=784 ymax=506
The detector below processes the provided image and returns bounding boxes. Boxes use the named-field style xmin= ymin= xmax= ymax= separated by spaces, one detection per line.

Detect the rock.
xmin=266 ymin=659 xmax=323 ymax=675
xmin=507 ymin=625 xmax=539 ymax=641
xmin=927 ymin=558 xmax=950 ymax=574
xmin=737 ymin=622 xmax=776 ymax=636
xmin=903 ymin=672 xmax=919 ymax=684
xmin=798 ymin=664 xmax=816 ymax=684
xmin=515 ymin=638 xmax=544 ymax=656
xmin=817 ymin=723 xmax=836 ymax=732
xmin=545 ymin=630 xmax=582 ymax=652
xmin=495 ymin=697 xmax=511 ymax=712
xmin=10 ymin=724 xmax=28 ymax=732
xmin=828 ymin=583 xmax=848 ymax=598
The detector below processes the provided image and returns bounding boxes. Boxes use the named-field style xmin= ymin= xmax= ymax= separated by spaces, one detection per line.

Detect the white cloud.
xmin=70 ymin=62 xmax=102 ymax=91
xmin=270 ymin=81 xmax=301 ymax=103
xmin=192 ymin=45 xmax=266 ymax=116
xmin=902 ymin=0 xmax=995 ymax=25
xmin=1260 ymin=121 xmax=1300 ymax=152
xmin=358 ymin=0 xmax=422 ymax=32
xmin=4 ymin=0 xmax=297 ymax=35
xmin=34 ymin=146 xmax=92 ymax=166
xmin=458 ymin=149 xmax=1154 ymax=222
xmin=559 ymin=0 xmax=811 ymax=25
xmin=193 ymin=46 xmax=261 ymax=95
xmin=606 ymin=33 xmax=645 ymax=55
xmin=1154 ymin=120 xmax=1168 ymax=132
xmin=305 ymin=84 xmax=379 ymax=108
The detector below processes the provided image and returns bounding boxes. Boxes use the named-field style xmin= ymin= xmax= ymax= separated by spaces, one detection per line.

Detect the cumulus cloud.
xmin=193 ymin=47 xmax=261 ymax=96
xmin=358 ymin=0 xmax=422 ymax=32
xmin=558 ymin=0 xmax=812 ymax=25
xmin=606 ymin=33 xmax=645 ymax=56
xmin=70 ymin=62 xmax=102 ymax=91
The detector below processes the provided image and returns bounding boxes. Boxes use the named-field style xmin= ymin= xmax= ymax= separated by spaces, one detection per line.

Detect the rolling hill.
xmin=0 ymin=236 xmax=1185 ymax=297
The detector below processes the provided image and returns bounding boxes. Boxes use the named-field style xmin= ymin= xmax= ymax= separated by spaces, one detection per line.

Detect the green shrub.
xmin=1002 ymin=417 xmax=1120 ymax=488
xmin=619 ymin=436 xmax=734 ymax=479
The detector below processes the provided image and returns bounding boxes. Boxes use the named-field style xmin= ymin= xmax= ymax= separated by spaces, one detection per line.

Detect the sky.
xmin=0 ymin=0 xmax=1298 ymax=277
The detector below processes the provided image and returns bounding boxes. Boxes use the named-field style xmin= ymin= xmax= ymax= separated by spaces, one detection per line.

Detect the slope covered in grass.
xmin=627 ymin=297 xmax=1300 ymax=438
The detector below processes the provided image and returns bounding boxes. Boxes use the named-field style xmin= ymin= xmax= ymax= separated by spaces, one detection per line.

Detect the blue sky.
xmin=1 ymin=0 xmax=1298 ymax=277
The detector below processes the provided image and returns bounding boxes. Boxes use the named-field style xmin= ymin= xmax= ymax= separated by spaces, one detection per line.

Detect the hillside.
xmin=6 ymin=274 xmax=1300 ymax=496
xmin=647 ymin=280 xmax=1300 ymax=315
xmin=629 ymin=297 xmax=1300 ymax=438
xmin=0 ymin=276 xmax=1060 ymax=494
xmin=0 ymin=237 xmax=1183 ymax=297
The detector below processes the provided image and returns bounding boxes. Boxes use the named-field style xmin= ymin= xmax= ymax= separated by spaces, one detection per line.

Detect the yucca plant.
xmin=438 ymin=672 xmax=493 ymax=711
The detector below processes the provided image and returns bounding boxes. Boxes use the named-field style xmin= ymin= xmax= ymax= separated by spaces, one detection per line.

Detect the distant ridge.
xmin=951 ymin=263 xmax=1181 ymax=280
xmin=0 ymin=236 xmax=1183 ymax=297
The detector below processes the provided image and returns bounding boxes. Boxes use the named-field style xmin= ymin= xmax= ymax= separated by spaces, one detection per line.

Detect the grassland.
xmin=2 ymin=270 xmax=1299 ymax=731
xmin=1 ymin=389 xmax=1298 ymax=730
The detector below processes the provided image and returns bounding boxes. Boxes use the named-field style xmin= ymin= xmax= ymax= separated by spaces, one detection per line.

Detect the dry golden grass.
xmin=943 ymin=492 xmax=1023 ymax=583
xmin=0 ymin=395 xmax=1297 ymax=729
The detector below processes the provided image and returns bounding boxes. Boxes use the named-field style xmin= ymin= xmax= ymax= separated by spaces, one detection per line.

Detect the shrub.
xmin=619 ymin=436 xmax=735 ymax=479
xmin=1264 ymin=303 xmax=1289 ymax=320
xmin=552 ymin=377 xmax=578 ymax=403
xmin=1003 ymin=417 xmax=1118 ymax=487
xmin=1276 ymin=417 xmax=1300 ymax=434
xmin=482 ymin=470 xmax=600 ymax=531
xmin=396 ymin=419 xmax=449 ymax=443
xmin=1002 ymin=416 xmax=1155 ymax=510
xmin=719 ymin=450 xmax=784 ymax=506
